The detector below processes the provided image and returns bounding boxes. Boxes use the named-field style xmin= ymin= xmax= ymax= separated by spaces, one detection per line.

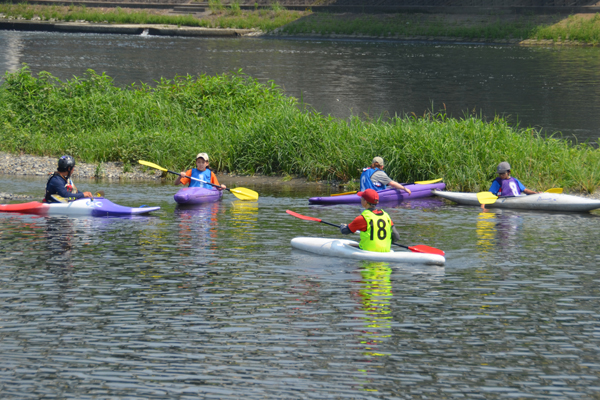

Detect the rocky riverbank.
xmin=0 ymin=152 xmax=162 ymax=199
xmin=1 ymin=152 xmax=598 ymax=201
xmin=0 ymin=152 xmax=325 ymax=200
xmin=0 ymin=152 xmax=163 ymax=181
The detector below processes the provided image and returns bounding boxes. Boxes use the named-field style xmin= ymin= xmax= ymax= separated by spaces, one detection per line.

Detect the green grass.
xmin=1 ymin=3 xmax=599 ymax=44
xmin=281 ymin=13 xmax=600 ymax=45
xmin=0 ymin=3 xmax=304 ymax=31
xmin=1 ymin=66 xmax=599 ymax=193
xmin=532 ymin=13 xmax=600 ymax=45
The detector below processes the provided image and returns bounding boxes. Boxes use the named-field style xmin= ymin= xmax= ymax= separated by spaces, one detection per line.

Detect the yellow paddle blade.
xmin=332 ymin=191 xmax=358 ymax=197
xmin=414 ymin=178 xmax=443 ymax=185
xmin=476 ymin=191 xmax=498 ymax=205
xmin=138 ymin=160 xmax=167 ymax=172
xmin=545 ymin=188 xmax=563 ymax=194
xmin=230 ymin=187 xmax=259 ymax=201
xmin=50 ymin=194 xmax=69 ymax=203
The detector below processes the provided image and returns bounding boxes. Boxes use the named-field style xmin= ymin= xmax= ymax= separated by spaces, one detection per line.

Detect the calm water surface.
xmin=1 ymin=30 xmax=600 ymax=143
xmin=1 ymin=176 xmax=599 ymax=398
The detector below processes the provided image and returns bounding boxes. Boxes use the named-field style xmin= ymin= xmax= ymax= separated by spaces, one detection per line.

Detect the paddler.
xmin=489 ymin=162 xmax=539 ymax=197
xmin=45 ymin=155 xmax=93 ymax=203
xmin=175 ymin=152 xmax=226 ymax=190
xmin=359 ymin=156 xmax=411 ymax=195
xmin=339 ymin=189 xmax=401 ymax=252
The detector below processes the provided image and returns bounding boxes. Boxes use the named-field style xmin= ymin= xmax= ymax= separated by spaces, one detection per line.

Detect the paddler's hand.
xmin=179 ymin=172 xmax=188 ymax=178
xmin=404 ymin=188 xmax=411 ymax=195
xmin=83 ymin=191 xmax=93 ymax=198
xmin=218 ymin=184 xmax=227 ymax=191
xmin=339 ymin=224 xmax=349 ymax=234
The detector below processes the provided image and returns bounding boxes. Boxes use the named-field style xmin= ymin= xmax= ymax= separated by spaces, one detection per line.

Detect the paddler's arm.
xmin=391 ymin=224 xmax=400 ymax=242
xmin=340 ymin=216 xmax=367 ymax=234
xmin=175 ymin=170 xmax=192 ymax=185
xmin=389 ymin=180 xmax=411 ymax=195
xmin=210 ymin=171 xmax=226 ymax=190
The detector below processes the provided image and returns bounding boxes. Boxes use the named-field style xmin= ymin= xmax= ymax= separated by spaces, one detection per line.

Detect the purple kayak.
xmin=174 ymin=187 xmax=223 ymax=205
xmin=308 ymin=182 xmax=446 ymax=205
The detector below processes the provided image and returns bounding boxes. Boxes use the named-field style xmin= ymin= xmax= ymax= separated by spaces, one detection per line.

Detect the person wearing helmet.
xmin=489 ymin=162 xmax=539 ymax=197
xmin=44 ymin=155 xmax=93 ymax=203
xmin=338 ymin=189 xmax=401 ymax=253
xmin=174 ymin=152 xmax=226 ymax=190
xmin=359 ymin=156 xmax=411 ymax=196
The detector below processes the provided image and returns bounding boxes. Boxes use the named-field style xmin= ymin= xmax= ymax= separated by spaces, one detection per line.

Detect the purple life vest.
xmin=498 ymin=177 xmax=522 ymax=197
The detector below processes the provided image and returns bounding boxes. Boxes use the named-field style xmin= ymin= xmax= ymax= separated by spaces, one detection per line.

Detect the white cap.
xmin=372 ymin=156 xmax=384 ymax=166
xmin=196 ymin=153 xmax=209 ymax=161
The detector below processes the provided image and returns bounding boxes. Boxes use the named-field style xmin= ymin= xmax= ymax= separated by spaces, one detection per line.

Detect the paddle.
xmin=286 ymin=210 xmax=445 ymax=256
xmin=332 ymin=178 xmax=443 ymax=197
xmin=51 ymin=190 xmax=104 ymax=203
xmin=477 ymin=188 xmax=564 ymax=205
xmin=138 ymin=160 xmax=258 ymax=201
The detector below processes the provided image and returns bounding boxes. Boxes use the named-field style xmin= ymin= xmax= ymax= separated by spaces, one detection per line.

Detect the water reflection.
xmin=175 ymin=202 xmax=222 ymax=261
xmin=476 ymin=210 xmax=523 ymax=252
xmin=354 ymin=262 xmax=392 ymax=358
xmin=228 ymin=200 xmax=258 ymax=251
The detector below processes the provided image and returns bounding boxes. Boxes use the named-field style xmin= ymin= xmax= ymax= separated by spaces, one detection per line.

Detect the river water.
xmin=1 ymin=30 xmax=600 ymax=144
xmin=1 ymin=175 xmax=600 ymax=398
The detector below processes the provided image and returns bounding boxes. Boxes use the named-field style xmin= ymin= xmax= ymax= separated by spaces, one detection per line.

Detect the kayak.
xmin=433 ymin=190 xmax=600 ymax=212
xmin=174 ymin=187 xmax=223 ymax=205
xmin=291 ymin=237 xmax=445 ymax=265
xmin=308 ymin=182 xmax=446 ymax=205
xmin=0 ymin=197 xmax=160 ymax=217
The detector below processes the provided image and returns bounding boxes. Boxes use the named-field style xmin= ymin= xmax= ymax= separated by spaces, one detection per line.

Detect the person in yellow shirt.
xmin=339 ymin=189 xmax=400 ymax=252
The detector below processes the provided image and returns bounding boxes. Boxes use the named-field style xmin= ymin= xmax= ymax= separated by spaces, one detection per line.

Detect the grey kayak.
xmin=291 ymin=237 xmax=445 ymax=265
xmin=433 ymin=190 xmax=600 ymax=212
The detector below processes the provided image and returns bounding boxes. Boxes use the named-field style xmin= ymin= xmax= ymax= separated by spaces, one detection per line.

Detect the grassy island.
xmin=1 ymin=66 xmax=599 ymax=193
xmin=0 ymin=3 xmax=599 ymax=45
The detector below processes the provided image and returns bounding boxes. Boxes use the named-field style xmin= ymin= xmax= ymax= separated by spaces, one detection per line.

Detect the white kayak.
xmin=291 ymin=237 xmax=445 ymax=265
xmin=433 ymin=189 xmax=600 ymax=212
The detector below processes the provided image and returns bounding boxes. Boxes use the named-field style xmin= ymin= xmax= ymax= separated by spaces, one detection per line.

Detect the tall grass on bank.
xmin=1 ymin=66 xmax=599 ymax=193
xmin=0 ymin=3 xmax=304 ymax=31
xmin=532 ymin=13 xmax=600 ymax=45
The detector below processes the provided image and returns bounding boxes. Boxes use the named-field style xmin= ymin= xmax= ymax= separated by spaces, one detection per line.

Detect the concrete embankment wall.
xmin=0 ymin=20 xmax=254 ymax=36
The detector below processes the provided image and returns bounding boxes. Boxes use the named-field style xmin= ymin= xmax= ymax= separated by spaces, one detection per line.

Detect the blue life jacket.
xmin=360 ymin=168 xmax=386 ymax=192
xmin=189 ymin=168 xmax=214 ymax=189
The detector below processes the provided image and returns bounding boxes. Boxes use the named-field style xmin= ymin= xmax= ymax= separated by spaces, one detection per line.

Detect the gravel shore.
xmin=0 ymin=152 xmax=162 ymax=200
xmin=0 ymin=152 xmax=598 ymax=201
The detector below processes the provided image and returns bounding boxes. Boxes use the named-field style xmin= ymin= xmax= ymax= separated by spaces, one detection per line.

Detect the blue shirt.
xmin=45 ymin=174 xmax=85 ymax=203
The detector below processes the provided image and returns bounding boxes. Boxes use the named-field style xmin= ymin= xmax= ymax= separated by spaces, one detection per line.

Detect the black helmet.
xmin=57 ymin=155 xmax=76 ymax=172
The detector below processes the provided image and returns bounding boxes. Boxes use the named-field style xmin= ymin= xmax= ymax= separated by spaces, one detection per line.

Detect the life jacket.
xmin=359 ymin=209 xmax=393 ymax=252
xmin=494 ymin=177 xmax=522 ymax=197
xmin=44 ymin=172 xmax=66 ymax=203
xmin=360 ymin=168 xmax=386 ymax=192
xmin=189 ymin=168 xmax=214 ymax=189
